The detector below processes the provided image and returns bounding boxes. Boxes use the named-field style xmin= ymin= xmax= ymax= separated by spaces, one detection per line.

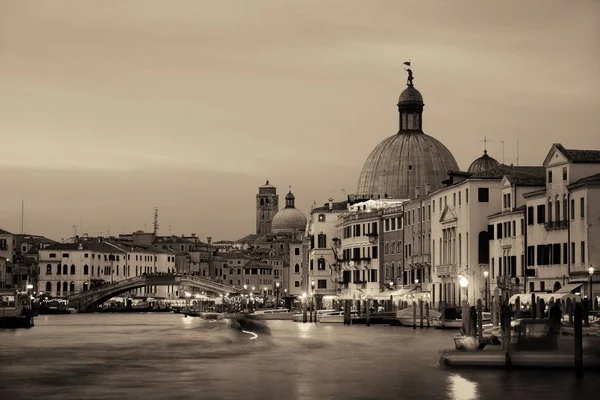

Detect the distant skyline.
xmin=1 ymin=0 xmax=599 ymax=241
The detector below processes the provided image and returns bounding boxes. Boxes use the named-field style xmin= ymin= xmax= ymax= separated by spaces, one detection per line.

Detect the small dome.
xmin=285 ymin=191 xmax=295 ymax=201
xmin=398 ymin=86 xmax=423 ymax=105
xmin=271 ymin=208 xmax=307 ymax=233
xmin=468 ymin=150 xmax=500 ymax=173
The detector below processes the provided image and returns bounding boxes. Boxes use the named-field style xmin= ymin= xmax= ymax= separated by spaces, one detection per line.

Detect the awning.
xmin=372 ymin=288 xmax=415 ymax=301
xmin=555 ymin=282 xmax=583 ymax=294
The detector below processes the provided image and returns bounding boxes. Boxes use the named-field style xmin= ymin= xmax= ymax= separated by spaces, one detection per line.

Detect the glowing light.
xmin=185 ymin=292 xmax=191 ymax=298
xmin=589 ymin=266 xmax=595 ymax=276
xmin=483 ymin=270 xmax=489 ymax=278
xmin=459 ymin=277 xmax=468 ymax=288
xmin=242 ymin=330 xmax=257 ymax=340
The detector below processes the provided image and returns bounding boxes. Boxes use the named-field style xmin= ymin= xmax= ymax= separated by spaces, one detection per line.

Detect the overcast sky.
xmin=1 ymin=0 xmax=599 ymax=242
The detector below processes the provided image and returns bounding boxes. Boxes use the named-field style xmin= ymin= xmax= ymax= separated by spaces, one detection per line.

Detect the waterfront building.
xmin=356 ymin=73 xmax=459 ymax=199
xmin=430 ymin=164 xmax=545 ymax=308
xmin=337 ymin=198 xmax=403 ymax=300
xmin=524 ymin=144 xmax=600 ymax=303
xmin=305 ymin=199 xmax=348 ymax=304
xmin=381 ymin=203 xmax=404 ymax=288
xmin=37 ymin=238 xmax=176 ymax=298
xmin=400 ymin=186 xmax=433 ymax=292
xmin=487 ymin=169 xmax=545 ymax=300
xmin=0 ymin=257 xmax=7 ymax=289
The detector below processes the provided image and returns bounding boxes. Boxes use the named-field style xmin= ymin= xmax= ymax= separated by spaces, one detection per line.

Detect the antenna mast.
xmin=153 ymin=207 xmax=159 ymax=236
xmin=516 ymin=126 xmax=520 ymax=166
xmin=500 ymin=140 xmax=506 ymax=164
xmin=21 ymin=200 xmax=24 ymax=234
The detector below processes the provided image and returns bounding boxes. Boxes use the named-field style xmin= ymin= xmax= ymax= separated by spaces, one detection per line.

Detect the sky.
xmin=1 ymin=0 xmax=599 ymax=242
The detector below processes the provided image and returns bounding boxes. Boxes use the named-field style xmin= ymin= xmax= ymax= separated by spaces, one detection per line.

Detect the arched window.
xmin=69 ymin=282 xmax=75 ymax=292
xmin=45 ymin=282 xmax=51 ymax=292
xmin=63 ymin=264 xmax=68 ymax=275
xmin=391 ymin=262 xmax=395 ymax=279
xmin=458 ymin=234 xmax=462 ymax=265
xmin=478 ymin=231 xmax=490 ymax=264
xmin=294 ymin=263 xmax=300 ymax=273
xmin=62 ymin=282 xmax=68 ymax=292
xmin=56 ymin=282 xmax=61 ymax=293
xmin=555 ymin=195 xmax=560 ymax=221
xmin=70 ymin=265 xmax=75 ymax=275
xmin=84 ymin=265 xmax=89 ymax=275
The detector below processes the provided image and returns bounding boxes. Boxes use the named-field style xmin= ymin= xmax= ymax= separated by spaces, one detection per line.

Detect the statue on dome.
xmin=405 ymin=67 xmax=414 ymax=86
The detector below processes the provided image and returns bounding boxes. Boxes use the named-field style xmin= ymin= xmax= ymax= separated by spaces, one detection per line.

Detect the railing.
xmin=544 ymin=220 xmax=568 ymax=231
xmin=407 ymin=254 xmax=431 ymax=267
xmin=436 ymin=264 xmax=456 ymax=277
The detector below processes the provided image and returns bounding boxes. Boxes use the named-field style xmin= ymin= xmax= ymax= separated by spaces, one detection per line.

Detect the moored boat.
xmin=1 ymin=289 xmax=35 ymax=328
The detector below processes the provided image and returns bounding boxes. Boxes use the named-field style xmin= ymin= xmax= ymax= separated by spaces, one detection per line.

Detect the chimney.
xmin=414 ymin=186 xmax=421 ymax=199
xmin=328 ymin=198 xmax=334 ymax=210
xmin=425 ymin=183 xmax=431 ymax=195
xmin=191 ymin=233 xmax=196 ymax=237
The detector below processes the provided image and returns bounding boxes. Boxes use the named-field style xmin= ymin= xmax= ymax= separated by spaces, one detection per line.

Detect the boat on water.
xmin=248 ymin=308 xmax=294 ymax=320
xmin=433 ymin=308 xmax=491 ymax=329
xmin=319 ymin=311 xmax=359 ymax=323
xmin=441 ymin=318 xmax=600 ymax=369
xmin=200 ymin=312 xmax=225 ymax=322
xmin=0 ymin=289 xmax=35 ymax=328
xmin=395 ymin=307 xmax=442 ymax=327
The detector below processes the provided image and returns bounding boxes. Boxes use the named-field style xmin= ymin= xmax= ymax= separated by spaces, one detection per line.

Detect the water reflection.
xmin=447 ymin=374 xmax=480 ymax=400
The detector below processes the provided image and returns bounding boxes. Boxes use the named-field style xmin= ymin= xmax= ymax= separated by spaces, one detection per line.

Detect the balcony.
xmin=407 ymin=254 xmax=431 ymax=268
xmin=544 ymin=220 xmax=568 ymax=231
xmin=436 ymin=263 xmax=456 ymax=277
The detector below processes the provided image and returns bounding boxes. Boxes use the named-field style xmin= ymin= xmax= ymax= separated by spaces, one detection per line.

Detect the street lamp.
xmin=388 ymin=280 xmax=394 ymax=290
xmin=459 ymin=275 xmax=469 ymax=303
xmin=589 ymin=266 xmax=595 ymax=311
xmin=483 ymin=270 xmax=489 ymax=312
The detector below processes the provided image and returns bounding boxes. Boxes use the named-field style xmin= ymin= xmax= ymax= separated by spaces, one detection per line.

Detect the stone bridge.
xmin=67 ymin=274 xmax=238 ymax=312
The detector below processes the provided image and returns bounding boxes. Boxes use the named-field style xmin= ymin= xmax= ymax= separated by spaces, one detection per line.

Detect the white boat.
xmin=252 ymin=308 xmax=289 ymax=315
xmin=319 ymin=311 xmax=358 ymax=323
xmin=396 ymin=307 xmax=441 ymax=327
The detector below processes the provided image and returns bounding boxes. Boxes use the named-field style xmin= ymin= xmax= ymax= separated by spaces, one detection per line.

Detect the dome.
xmin=468 ymin=150 xmax=500 ymax=173
xmin=271 ymin=208 xmax=307 ymax=233
xmin=271 ymin=189 xmax=307 ymax=233
xmin=357 ymin=75 xmax=459 ymax=199
xmin=398 ymin=86 xmax=423 ymax=105
xmin=357 ymin=133 xmax=459 ymax=199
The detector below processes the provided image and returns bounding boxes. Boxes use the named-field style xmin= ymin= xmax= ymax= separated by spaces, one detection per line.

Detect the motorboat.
xmin=0 ymin=289 xmax=35 ymax=328
xmin=292 ymin=309 xmax=336 ymax=322
xmin=433 ymin=308 xmax=491 ymax=329
xmin=201 ymin=312 xmax=225 ymax=322
xmin=440 ymin=318 xmax=600 ymax=369
xmin=319 ymin=311 xmax=358 ymax=323
xmin=396 ymin=307 xmax=441 ymax=327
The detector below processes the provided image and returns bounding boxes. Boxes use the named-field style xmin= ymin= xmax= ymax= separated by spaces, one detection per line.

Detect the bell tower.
xmin=256 ymin=180 xmax=279 ymax=236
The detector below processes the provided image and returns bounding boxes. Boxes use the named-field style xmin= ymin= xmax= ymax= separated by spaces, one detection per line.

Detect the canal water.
xmin=0 ymin=314 xmax=596 ymax=400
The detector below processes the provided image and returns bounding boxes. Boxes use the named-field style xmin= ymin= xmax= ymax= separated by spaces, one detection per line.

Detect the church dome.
xmin=468 ymin=150 xmax=500 ymax=173
xmin=271 ymin=189 xmax=307 ymax=233
xmin=356 ymin=74 xmax=459 ymax=199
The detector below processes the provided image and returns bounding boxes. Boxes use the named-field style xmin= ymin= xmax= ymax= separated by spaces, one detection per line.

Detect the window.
xmin=294 ymin=281 xmax=300 ymax=287
xmin=63 ymin=265 xmax=68 ymax=275
xmin=581 ymin=241 xmax=585 ymax=263
xmin=540 ymin=281 xmax=546 ymax=292
xmin=317 ymin=233 xmax=327 ymax=248
xmin=488 ymin=225 xmax=494 ymax=240
xmin=478 ymin=231 xmax=490 ymax=264
xmin=370 ymin=269 xmax=378 ymax=283
xmin=527 ymin=207 xmax=534 ymax=225
xmin=318 ymin=214 xmax=326 ymax=222
xmin=496 ymin=223 xmax=502 ymax=239
xmin=84 ymin=265 xmax=89 ymax=275
xmin=571 ymin=199 xmax=575 ymax=219
xmin=372 ymin=246 xmax=378 ymax=259
xmin=527 ymin=246 xmax=535 ymax=266
xmin=372 ymin=222 xmax=378 ymax=233
xmin=294 ymin=248 xmax=300 ymax=256
xmin=562 ymin=167 xmax=567 ymax=181
xmin=317 ymin=279 xmax=327 ymax=289
xmin=512 ymin=221 xmax=516 ymax=237
xmin=478 ymin=188 xmax=489 ymax=202
xmin=459 ymin=192 xmax=462 ymax=205
xmin=45 ymin=282 xmax=51 ymax=292
xmin=46 ymin=264 xmax=52 ymax=274
xmin=317 ymin=258 xmax=326 ymax=270
xmin=571 ymin=242 xmax=576 ymax=264
xmin=536 ymin=205 xmax=546 ymax=224
xmin=562 ymin=243 xmax=567 ymax=264
xmin=580 ymin=197 xmax=585 ymax=218
xmin=466 ymin=189 xmax=469 ymax=203
xmin=548 ymin=171 xmax=552 ymax=183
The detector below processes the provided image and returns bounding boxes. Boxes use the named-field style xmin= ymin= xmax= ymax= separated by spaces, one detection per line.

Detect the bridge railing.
xmin=67 ymin=276 xmax=146 ymax=301
xmin=181 ymin=275 xmax=237 ymax=293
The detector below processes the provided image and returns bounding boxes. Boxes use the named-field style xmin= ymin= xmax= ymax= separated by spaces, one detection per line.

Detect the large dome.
xmin=468 ymin=150 xmax=499 ymax=173
xmin=356 ymin=80 xmax=459 ymax=199
xmin=271 ymin=190 xmax=307 ymax=233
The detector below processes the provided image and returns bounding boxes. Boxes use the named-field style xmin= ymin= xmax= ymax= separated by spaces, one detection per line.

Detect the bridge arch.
xmin=67 ymin=275 xmax=238 ymax=312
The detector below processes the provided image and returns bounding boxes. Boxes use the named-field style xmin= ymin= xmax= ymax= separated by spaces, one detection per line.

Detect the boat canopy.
xmin=508 ymin=292 xmax=580 ymax=305
xmin=555 ymin=282 xmax=584 ymax=294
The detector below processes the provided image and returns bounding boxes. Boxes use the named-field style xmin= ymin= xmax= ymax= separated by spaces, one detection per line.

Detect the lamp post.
xmin=275 ymin=282 xmax=281 ymax=308
xmin=311 ymin=280 xmax=316 ymax=321
xmin=589 ymin=266 xmax=595 ymax=312
xmin=459 ymin=275 xmax=469 ymax=303
xmin=483 ymin=270 xmax=489 ymax=312
xmin=388 ymin=280 xmax=394 ymax=291
xmin=185 ymin=291 xmax=191 ymax=315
